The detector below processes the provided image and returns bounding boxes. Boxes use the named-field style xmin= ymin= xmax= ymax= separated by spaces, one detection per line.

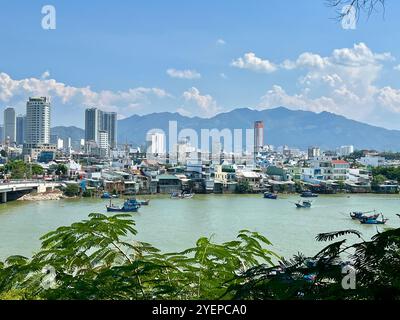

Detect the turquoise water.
xmin=0 ymin=194 xmax=399 ymax=260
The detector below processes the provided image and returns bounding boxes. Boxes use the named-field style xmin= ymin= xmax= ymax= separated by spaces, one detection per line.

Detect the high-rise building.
xmin=308 ymin=146 xmax=321 ymax=159
xmin=85 ymin=108 xmax=100 ymax=143
xmin=85 ymin=108 xmax=117 ymax=150
xmin=101 ymin=111 xmax=117 ymax=149
xmin=16 ymin=115 xmax=26 ymax=146
xmin=147 ymin=132 xmax=165 ymax=154
xmin=98 ymin=130 xmax=109 ymax=150
xmin=25 ymin=97 xmax=51 ymax=146
xmin=4 ymin=107 xmax=16 ymax=144
xmin=254 ymin=121 xmax=264 ymax=153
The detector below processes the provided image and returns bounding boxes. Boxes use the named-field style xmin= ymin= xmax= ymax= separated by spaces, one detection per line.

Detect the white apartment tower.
xmin=147 ymin=132 xmax=165 ymax=154
xmin=25 ymin=97 xmax=51 ymax=146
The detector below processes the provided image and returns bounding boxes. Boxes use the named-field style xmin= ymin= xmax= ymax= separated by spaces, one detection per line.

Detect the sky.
xmin=1 ymin=0 xmax=400 ymax=129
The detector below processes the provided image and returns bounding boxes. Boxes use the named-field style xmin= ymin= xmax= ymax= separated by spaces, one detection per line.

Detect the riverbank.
xmin=17 ymin=190 xmax=73 ymax=201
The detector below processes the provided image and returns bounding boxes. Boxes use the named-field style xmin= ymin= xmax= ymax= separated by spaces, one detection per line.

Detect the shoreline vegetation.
xmin=0 ymin=212 xmax=399 ymax=300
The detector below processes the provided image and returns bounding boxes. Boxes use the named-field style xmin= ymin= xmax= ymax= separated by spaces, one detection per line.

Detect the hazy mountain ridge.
xmin=53 ymin=107 xmax=400 ymax=151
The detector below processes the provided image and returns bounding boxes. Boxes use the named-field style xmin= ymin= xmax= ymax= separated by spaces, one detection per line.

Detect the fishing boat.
xmin=295 ymin=200 xmax=312 ymax=208
xmin=264 ymin=192 xmax=278 ymax=200
xmin=360 ymin=214 xmax=388 ymax=225
xmin=106 ymin=199 xmax=140 ymax=212
xmin=101 ymin=192 xmax=119 ymax=199
xmin=138 ymin=199 xmax=150 ymax=206
xmin=350 ymin=211 xmax=380 ymax=221
xmin=300 ymin=191 xmax=318 ymax=198
xmin=170 ymin=192 xmax=195 ymax=199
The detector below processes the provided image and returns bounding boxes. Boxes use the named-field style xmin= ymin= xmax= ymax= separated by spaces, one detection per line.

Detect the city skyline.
xmin=1 ymin=1 xmax=400 ymax=130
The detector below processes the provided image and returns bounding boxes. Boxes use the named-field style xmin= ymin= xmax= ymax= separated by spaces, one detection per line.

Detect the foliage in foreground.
xmin=0 ymin=213 xmax=277 ymax=300
xmin=0 ymin=213 xmax=399 ymax=300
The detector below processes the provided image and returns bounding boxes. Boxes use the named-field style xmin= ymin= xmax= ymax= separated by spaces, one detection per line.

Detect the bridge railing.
xmin=0 ymin=180 xmax=56 ymax=185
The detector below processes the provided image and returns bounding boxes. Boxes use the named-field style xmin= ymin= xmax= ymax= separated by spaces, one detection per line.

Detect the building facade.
xmin=147 ymin=132 xmax=165 ymax=154
xmin=25 ymin=97 xmax=51 ymax=146
xmin=85 ymin=108 xmax=117 ymax=150
xmin=101 ymin=111 xmax=117 ymax=149
xmin=4 ymin=107 xmax=16 ymax=144
xmin=85 ymin=108 xmax=100 ymax=143
xmin=16 ymin=115 xmax=26 ymax=146
xmin=254 ymin=121 xmax=264 ymax=153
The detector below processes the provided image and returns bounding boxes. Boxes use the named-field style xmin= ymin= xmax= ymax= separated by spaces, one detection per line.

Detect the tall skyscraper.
xmin=16 ymin=115 xmax=26 ymax=146
xmin=147 ymin=132 xmax=165 ymax=154
xmin=85 ymin=108 xmax=100 ymax=143
xmin=101 ymin=111 xmax=117 ymax=149
xmin=254 ymin=121 xmax=264 ymax=153
xmin=25 ymin=97 xmax=51 ymax=146
xmin=85 ymin=108 xmax=117 ymax=150
xmin=4 ymin=107 xmax=16 ymax=144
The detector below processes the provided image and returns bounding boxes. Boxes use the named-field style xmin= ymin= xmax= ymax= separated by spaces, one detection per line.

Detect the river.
xmin=0 ymin=194 xmax=399 ymax=260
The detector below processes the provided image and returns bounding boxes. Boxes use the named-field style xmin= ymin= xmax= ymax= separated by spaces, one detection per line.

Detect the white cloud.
xmin=216 ymin=39 xmax=226 ymax=46
xmin=258 ymin=43 xmax=399 ymax=125
xmin=394 ymin=64 xmax=400 ymax=71
xmin=182 ymin=87 xmax=220 ymax=117
xmin=0 ymin=72 xmax=172 ymax=119
xmin=220 ymin=73 xmax=228 ymax=79
xmin=41 ymin=70 xmax=50 ymax=79
xmin=231 ymin=52 xmax=277 ymax=73
xmin=166 ymin=68 xmax=201 ymax=79
xmin=377 ymin=87 xmax=400 ymax=113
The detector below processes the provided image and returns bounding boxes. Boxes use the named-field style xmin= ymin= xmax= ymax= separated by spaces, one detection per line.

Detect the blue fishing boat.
xmin=360 ymin=215 xmax=388 ymax=225
xmin=106 ymin=199 xmax=140 ymax=212
xmin=300 ymin=191 xmax=318 ymax=198
xmin=350 ymin=211 xmax=380 ymax=221
xmin=264 ymin=192 xmax=278 ymax=200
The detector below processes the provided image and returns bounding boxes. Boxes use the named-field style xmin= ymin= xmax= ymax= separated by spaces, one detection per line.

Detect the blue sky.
xmin=1 ymin=0 xmax=400 ymax=129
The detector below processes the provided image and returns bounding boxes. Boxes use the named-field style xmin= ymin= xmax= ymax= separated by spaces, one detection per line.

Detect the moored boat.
xmin=360 ymin=214 xmax=388 ymax=225
xmin=106 ymin=199 xmax=140 ymax=212
xmin=171 ymin=192 xmax=195 ymax=199
xmin=295 ymin=200 xmax=312 ymax=208
xmin=264 ymin=192 xmax=278 ymax=200
xmin=300 ymin=191 xmax=318 ymax=198
xmin=138 ymin=199 xmax=150 ymax=206
xmin=101 ymin=192 xmax=119 ymax=199
xmin=350 ymin=211 xmax=380 ymax=221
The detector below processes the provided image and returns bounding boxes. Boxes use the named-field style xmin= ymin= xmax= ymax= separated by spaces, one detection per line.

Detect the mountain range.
xmin=52 ymin=107 xmax=400 ymax=151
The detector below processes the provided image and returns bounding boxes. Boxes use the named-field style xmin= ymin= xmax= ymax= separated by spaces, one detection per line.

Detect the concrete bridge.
xmin=0 ymin=180 xmax=61 ymax=203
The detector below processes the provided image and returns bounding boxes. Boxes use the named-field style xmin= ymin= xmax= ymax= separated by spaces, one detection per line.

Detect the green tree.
xmin=55 ymin=164 xmax=68 ymax=176
xmin=0 ymin=214 xmax=277 ymax=300
xmin=236 ymin=181 xmax=251 ymax=194
xmin=4 ymin=160 xmax=27 ymax=180
xmin=31 ymin=164 xmax=44 ymax=176
xmin=64 ymin=184 xmax=80 ymax=197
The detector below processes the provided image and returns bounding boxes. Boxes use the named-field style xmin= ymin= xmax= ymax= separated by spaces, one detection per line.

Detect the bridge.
xmin=0 ymin=180 xmax=61 ymax=203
